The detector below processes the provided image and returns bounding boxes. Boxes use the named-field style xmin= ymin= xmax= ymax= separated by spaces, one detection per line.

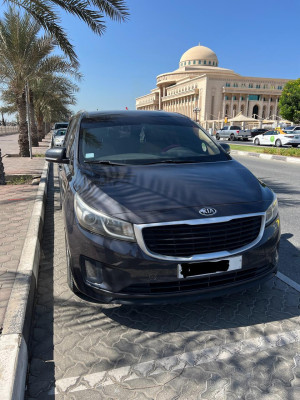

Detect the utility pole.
xmin=25 ymin=82 xmax=32 ymax=159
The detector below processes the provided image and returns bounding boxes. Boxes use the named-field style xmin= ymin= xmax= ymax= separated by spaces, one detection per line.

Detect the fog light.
xmin=84 ymin=258 xmax=103 ymax=286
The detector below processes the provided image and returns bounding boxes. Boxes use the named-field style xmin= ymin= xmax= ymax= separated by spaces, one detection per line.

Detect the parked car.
xmin=51 ymin=121 xmax=69 ymax=131
xmin=250 ymin=128 xmax=268 ymax=138
xmin=283 ymin=126 xmax=300 ymax=133
xmin=45 ymin=110 xmax=280 ymax=305
xmin=216 ymin=125 xmax=251 ymax=141
xmin=52 ymin=128 xmax=67 ymax=147
xmin=253 ymin=130 xmax=300 ymax=147
xmin=50 ymin=121 xmax=69 ymax=140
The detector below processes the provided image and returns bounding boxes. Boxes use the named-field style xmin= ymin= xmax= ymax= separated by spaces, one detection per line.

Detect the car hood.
xmin=74 ymin=160 xmax=273 ymax=224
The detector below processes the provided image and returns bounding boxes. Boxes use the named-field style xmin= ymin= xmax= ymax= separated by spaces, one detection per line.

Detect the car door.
xmin=268 ymin=131 xmax=278 ymax=146
xmin=260 ymin=131 xmax=272 ymax=145
xmin=220 ymin=126 xmax=228 ymax=138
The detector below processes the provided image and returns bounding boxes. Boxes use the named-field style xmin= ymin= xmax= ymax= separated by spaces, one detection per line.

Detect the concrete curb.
xmin=230 ymin=149 xmax=300 ymax=164
xmin=0 ymin=160 xmax=50 ymax=400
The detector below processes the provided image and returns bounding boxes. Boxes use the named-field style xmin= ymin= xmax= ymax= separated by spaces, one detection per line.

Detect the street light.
xmin=193 ymin=107 xmax=200 ymax=122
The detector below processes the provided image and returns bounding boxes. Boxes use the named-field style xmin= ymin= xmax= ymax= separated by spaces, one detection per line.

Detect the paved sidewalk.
xmin=0 ymin=135 xmax=50 ymax=332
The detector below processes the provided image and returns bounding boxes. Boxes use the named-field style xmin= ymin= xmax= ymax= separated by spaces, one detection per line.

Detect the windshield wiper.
xmin=145 ymin=159 xmax=200 ymax=164
xmin=84 ymin=160 xmax=125 ymax=166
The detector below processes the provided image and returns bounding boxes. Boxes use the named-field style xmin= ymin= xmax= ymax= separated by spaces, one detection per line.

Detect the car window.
xmin=55 ymin=123 xmax=68 ymax=130
xmin=65 ymin=117 xmax=79 ymax=158
xmin=78 ymin=115 xmax=230 ymax=165
xmin=223 ymin=127 xmax=228 ymax=130
xmin=231 ymin=126 xmax=241 ymax=130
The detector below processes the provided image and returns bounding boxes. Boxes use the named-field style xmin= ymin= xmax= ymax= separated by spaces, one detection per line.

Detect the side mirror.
xmin=45 ymin=147 xmax=69 ymax=164
xmin=219 ymin=143 xmax=231 ymax=154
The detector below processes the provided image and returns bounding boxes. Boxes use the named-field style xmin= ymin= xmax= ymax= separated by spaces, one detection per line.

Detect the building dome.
xmin=179 ymin=44 xmax=218 ymax=68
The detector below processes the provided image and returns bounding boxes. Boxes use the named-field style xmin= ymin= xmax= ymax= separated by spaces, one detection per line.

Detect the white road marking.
xmin=277 ymin=272 xmax=300 ymax=293
xmin=49 ymin=327 xmax=300 ymax=395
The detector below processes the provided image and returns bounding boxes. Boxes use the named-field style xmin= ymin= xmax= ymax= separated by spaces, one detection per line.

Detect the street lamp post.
xmin=193 ymin=107 xmax=200 ymax=123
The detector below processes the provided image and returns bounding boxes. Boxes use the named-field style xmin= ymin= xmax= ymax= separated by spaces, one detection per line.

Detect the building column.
xmin=238 ymin=96 xmax=241 ymax=113
xmin=275 ymin=98 xmax=278 ymax=119
xmin=222 ymin=94 xmax=225 ymax=119
xmin=230 ymin=96 xmax=234 ymax=117
xmin=246 ymin=96 xmax=249 ymax=117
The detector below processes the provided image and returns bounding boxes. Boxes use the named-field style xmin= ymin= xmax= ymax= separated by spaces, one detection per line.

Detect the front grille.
xmin=142 ymin=216 xmax=262 ymax=258
xmin=120 ymin=264 xmax=275 ymax=295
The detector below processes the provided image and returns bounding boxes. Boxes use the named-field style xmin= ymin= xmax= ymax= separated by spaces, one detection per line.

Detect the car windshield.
xmin=54 ymin=130 xmax=66 ymax=137
xmin=78 ymin=114 xmax=230 ymax=165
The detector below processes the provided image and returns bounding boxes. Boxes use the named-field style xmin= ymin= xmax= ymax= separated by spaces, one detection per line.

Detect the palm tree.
xmin=5 ymin=0 xmax=129 ymax=65
xmin=0 ymin=8 xmax=80 ymax=155
xmin=32 ymin=74 xmax=79 ymax=139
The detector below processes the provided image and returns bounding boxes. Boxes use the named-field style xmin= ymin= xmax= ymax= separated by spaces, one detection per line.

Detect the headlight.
xmin=265 ymin=195 xmax=279 ymax=226
xmin=74 ymin=193 xmax=135 ymax=241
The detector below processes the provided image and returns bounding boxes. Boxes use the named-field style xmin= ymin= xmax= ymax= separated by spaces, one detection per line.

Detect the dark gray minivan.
xmin=46 ymin=111 xmax=280 ymax=304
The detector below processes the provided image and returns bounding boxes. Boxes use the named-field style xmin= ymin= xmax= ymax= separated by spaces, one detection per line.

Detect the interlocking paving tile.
xmin=26 ymin=164 xmax=300 ymax=399
xmin=0 ymin=183 xmax=38 ymax=330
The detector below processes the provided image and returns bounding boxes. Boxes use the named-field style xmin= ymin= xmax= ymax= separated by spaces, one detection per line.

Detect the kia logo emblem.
xmin=199 ymin=207 xmax=217 ymax=216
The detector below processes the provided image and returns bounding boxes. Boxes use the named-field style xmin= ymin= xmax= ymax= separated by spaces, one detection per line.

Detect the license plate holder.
xmin=177 ymin=256 xmax=242 ymax=279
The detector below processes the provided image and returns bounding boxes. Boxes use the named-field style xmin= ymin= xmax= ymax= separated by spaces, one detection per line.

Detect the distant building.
xmin=136 ymin=44 xmax=288 ymax=126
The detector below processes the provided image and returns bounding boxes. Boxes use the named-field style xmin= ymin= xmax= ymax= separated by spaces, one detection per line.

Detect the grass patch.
xmin=6 ymin=175 xmax=33 ymax=185
xmin=230 ymin=144 xmax=300 ymax=158
xmin=33 ymin=153 xmax=45 ymax=157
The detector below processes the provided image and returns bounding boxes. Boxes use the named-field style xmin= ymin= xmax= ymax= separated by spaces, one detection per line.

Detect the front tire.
xmin=216 ymin=133 xmax=220 ymax=140
xmin=254 ymin=138 xmax=260 ymax=146
xmin=292 ymin=144 xmax=298 ymax=148
xmin=275 ymin=139 xmax=282 ymax=147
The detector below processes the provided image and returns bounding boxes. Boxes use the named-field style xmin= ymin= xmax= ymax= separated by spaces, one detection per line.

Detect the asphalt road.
xmin=26 ymin=161 xmax=300 ymax=399
xmin=233 ymin=154 xmax=300 ymax=285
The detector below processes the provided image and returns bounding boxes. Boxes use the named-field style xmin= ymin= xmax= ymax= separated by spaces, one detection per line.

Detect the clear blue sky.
xmin=2 ymin=0 xmax=300 ymax=115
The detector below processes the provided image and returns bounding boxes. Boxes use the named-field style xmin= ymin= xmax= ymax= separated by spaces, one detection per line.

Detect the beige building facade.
xmin=136 ymin=45 xmax=288 ymax=126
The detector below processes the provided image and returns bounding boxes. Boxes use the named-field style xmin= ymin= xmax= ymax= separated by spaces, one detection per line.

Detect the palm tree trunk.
xmin=16 ymin=89 xmax=29 ymax=157
xmin=29 ymin=89 xmax=39 ymax=147
xmin=0 ymin=148 xmax=6 ymax=185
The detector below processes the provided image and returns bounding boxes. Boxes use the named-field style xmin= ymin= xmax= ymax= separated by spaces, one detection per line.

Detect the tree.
xmin=0 ymin=8 xmax=80 ymax=155
xmin=278 ymin=79 xmax=300 ymax=124
xmin=32 ymin=74 xmax=79 ymax=139
xmin=5 ymin=0 xmax=129 ymax=65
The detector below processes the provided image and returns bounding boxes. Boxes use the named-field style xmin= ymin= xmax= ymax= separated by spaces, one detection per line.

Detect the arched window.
xmin=225 ymin=104 xmax=229 ymax=116
xmin=252 ymin=105 xmax=259 ymax=119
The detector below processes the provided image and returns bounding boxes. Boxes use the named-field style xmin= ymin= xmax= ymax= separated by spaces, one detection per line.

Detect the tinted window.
xmin=231 ymin=126 xmax=241 ymax=130
xmin=55 ymin=123 xmax=68 ymax=129
xmin=78 ymin=114 xmax=229 ymax=165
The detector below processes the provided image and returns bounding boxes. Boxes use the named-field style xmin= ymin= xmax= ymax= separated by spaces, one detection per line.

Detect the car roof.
xmin=77 ymin=110 xmax=191 ymax=120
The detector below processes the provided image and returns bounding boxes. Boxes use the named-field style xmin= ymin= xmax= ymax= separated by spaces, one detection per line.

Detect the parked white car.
xmin=253 ymin=130 xmax=300 ymax=148
xmin=53 ymin=128 xmax=67 ymax=147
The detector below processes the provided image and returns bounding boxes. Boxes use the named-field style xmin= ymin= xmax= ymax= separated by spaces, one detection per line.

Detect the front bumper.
xmin=66 ymin=216 xmax=280 ymax=304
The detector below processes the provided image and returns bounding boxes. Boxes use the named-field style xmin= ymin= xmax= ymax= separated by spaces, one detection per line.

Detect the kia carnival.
xmin=45 ymin=111 xmax=280 ymax=304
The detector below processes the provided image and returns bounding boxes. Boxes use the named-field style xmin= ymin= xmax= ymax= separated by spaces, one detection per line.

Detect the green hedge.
xmin=229 ymin=144 xmax=300 ymax=158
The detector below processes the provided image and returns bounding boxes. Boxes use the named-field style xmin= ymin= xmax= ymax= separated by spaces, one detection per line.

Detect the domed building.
xmin=136 ymin=44 xmax=288 ymax=127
